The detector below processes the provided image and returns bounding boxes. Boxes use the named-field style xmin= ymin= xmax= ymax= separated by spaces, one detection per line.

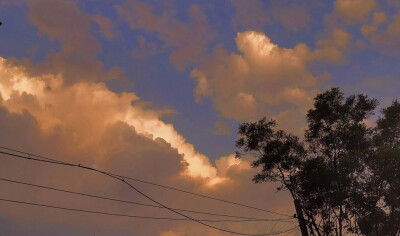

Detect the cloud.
xmin=316 ymin=28 xmax=351 ymax=51
xmin=191 ymin=31 xmax=346 ymax=135
xmin=360 ymin=12 xmax=387 ymax=36
xmin=334 ymin=0 xmax=377 ymax=24
xmin=0 ymin=56 xmax=218 ymax=181
xmin=0 ymin=2 xmax=313 ymax=234
xmin=92 ymin=14 xmax=118 ymax=40
xmin=361 ymin=10 xmax=400 ymax=55
xmin=313 ymin=28 xmax=351 ymax=63
xmin=131 ymin=36 xmax=165 ymax=59
xmin=23 ymin=0 xmax=123 ymax=85
xmin=158 ymin=156 xmax=295 ymax=235
xmin=0 ymin=67 xmax=190 ymax=235
xmin=0 ymin=103 xmax=185 ymax=235
xmin=115 ymin=0 xmax=216 ymax=70
xmin=0 ymin=51 xmax=298 ymax=234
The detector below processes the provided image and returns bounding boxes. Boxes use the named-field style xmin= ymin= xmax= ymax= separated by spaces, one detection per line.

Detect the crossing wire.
xmin=0 ymin=146 xmax=292 ymax=218
xmin=0 ymin=148 xmax=296 ymax=235
xmin=0 ymin=197 xmax=291 ymax=223
xmin=0 ymin=177 xmax=293 ymax=222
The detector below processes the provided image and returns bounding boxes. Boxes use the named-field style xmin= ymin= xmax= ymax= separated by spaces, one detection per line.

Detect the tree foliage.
xmin=236 ymin=88 xmax=400 ymax=235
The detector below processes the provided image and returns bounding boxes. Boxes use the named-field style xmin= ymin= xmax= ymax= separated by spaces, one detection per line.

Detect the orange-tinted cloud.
xmin=313 ymin=28 xmax=351 ymax=63
xmin=24 ymin=0 xmax=123 ymax=84
xmin=115 ymin=0 xmax=216 ymax=70
xmin=0 ymin=55 xmax=297 ymax=234
xmin=131 ymin=36 xmax=165 ymax=59
xmin=0 ymin=1 xmax=310 ymax=234
xmin=92 ymin=14 xmax=118 ymax=40
xmin=362 ymin=10 xmax=400 ymax=56
xmin=334 ymin=0 xmax=377 ymax=24
xmin=191 ymin=30 xmax=347 ymax=135
xmin=0 ymin=57 xmax=220 ymax=181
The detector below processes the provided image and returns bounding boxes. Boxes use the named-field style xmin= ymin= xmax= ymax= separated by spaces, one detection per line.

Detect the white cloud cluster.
xmin=191 ymin=30 xmax=348 ymax=134
xmin=0 ymin=57 xmax=220 ymax=181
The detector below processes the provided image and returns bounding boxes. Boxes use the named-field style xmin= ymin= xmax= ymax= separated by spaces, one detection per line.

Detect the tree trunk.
xmin=294 ymin=199 xmax=309 ymax=236
xmin=339 ymin=206 xmax=343 ymax=236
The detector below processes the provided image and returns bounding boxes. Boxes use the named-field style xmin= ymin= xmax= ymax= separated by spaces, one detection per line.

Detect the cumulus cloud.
xmin=313 ymin=28 xmax=351 ymax=63
xmin=191 ymin=31 xmax=346 ymax=135
xmin=0 ymin=56 xmax=297 ymax=235
xmin=316 ymin=28 xmax=351 ymax=51
xmin=0 ymin=105 xmax=184 ymax=235
xmin=0 ymin=2 xmax=304 ymax=234
xmin=360 ymin=12 xmax=387 ymax=36
xmin=0 ymin=57 xmax=219 ymax=181
xmin=0 ymin=71 xmax=190 ymax=235
xmin=115 ymin=0 xmax=216 ymax=70
xmin=333 ymin=0 xmax=377 ymax=24
xmin=23 ymin=0 xmax=123 ymax=85
xmin=361 ymin=10 xmax=400 ymax=55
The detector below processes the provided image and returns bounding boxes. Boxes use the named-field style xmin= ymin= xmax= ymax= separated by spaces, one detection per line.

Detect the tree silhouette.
xmin=356 ymin=100 xmax=400 ymax=235
xmin=235 ymin=88 xmax=400 ymax=235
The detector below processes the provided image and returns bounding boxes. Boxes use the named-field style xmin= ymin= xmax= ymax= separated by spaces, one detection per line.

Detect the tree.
xmin=356 ymin=101 xmax=400 ymax=235
xmin=236 ymin=88 xmax=379 ymax=236
xmin=301 ymin=88 xmax=377 ymax=236
xmin=236 ymin=118 xmax=309 ymax=234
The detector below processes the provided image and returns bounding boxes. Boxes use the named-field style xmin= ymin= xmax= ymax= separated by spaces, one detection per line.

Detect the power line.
xmin=0 ymin=146 xmax=292 ymax=218
xmin=284 ymin=222 xmax=300 ymax=236
xmin=0 ymin=197 xmax=286 ymax=223
xmin=0 ymin=150 xmax=295 ymax=235
xmin=114 ymin=173 xmax=293 ymax=217
xmin=0 ymin=177 xmax=293 ymax=222
xmin=0 ymin=148 xmax=296 ymax=235
xmin=282 ymin=226 xmax=300 ymax=236
xmin=0 ymin=199 xmax=300 ymax=235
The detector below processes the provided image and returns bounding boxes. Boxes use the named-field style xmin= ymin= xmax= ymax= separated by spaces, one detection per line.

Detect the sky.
xmin=0 ymin=0 xmax=399 ymax=235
